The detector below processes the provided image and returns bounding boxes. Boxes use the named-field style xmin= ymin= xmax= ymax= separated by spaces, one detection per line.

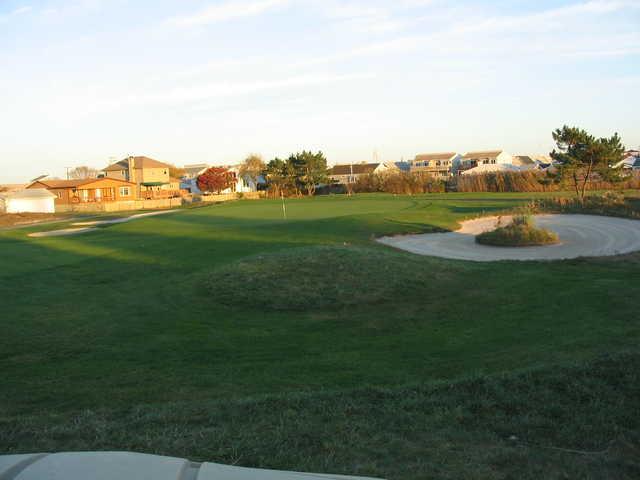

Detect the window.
xmin=120 ymin=187 xmax=131 ymax=197
xmin=56 ymin=191 xmax=63 ymax=199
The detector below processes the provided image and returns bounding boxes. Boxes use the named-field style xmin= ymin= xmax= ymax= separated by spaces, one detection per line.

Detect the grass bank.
xmin=3 ymin=352 xmax=638 ymax=479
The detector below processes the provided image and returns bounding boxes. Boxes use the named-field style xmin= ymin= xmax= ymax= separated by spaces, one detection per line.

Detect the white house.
xmin=460 ymin=163 xmax=523 ymax=176
xmin=328 ymin=162 xmax=398 ymax=185
xmin=227 ymin=166 xmax=265 ymax=193
xmin=0 ymin=188 xmax=56 ymax=213
xmin=612 ymin=151 xmax=640 ymax=172
xmin=181 ymin=165 xmax=263 ymax=194
xmin=182 ymin=163 xmax=210 ymax=180
xmin=457 ymin=150 xmax=516 ymax=175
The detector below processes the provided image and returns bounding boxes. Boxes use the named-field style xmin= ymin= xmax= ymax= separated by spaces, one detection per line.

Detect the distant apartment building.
xmin=328 ymin=162 xmax=398 ymax=185
xmin=409 ymin=152 xmax=461 ymax=178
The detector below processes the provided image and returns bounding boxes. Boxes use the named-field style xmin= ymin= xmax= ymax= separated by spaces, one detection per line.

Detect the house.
xmin=409 ymin=152 xmax=461 ymax=178
xmin=460 ymin=163 xmax=523 ymax=176
xmin=183 ymin=163 xmax=210 ymax=180
xmin=27 ymin=177 xmax=137 ymax=205
xmin=394 ymin=161 xmax=411 ymax=172
xmin=457 ymin=150 xmax=514 ymax=174
xmin=102 ymin=156 xmax=181 ymax=198
xmin=181 ymin=165 xmax=263 ymax=194
xmin=0 ymin=188 xmax=56 ymax=213
xmin=612 ymin=151 xmax=640 ymax=172
xmin=512 ymin=156 xmax=536 ymax=169
xmin=328 ymin=162 xmax=398 ymax=185
xmin=613 ymin=156 xmax=640 ymax=172
xmin=227 ymin=166 xmax=265 ymax=193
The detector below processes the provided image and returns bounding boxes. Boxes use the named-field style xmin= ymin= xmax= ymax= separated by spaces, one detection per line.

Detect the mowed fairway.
xmin=2 ymin=193 xmax=640 ymax=479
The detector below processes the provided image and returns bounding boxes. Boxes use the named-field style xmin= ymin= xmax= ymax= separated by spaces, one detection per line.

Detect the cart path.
xmin=27 ymin=209 xmax=179 ymax=237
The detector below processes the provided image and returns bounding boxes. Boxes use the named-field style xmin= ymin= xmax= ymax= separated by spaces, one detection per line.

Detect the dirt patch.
xmin=0 ymin=213 xmax=68 ymax=228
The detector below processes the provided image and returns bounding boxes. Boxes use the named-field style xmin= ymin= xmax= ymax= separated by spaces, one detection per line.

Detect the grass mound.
xmin=208 ymin=245 xmax=449 ymax=311
xmin=476 ymin=215 xmax=559 ymax=247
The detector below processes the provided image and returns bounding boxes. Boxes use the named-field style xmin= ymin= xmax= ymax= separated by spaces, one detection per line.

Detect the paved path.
xmin=377 ymin=214 xmax=640 ymax=261
xmin=0 ymin=452 xmax=382 ymax=480
xmin=71 ymin=209 xmax=178 ymax=226
xmin=27 ymin=210 xmax=179 ymax=238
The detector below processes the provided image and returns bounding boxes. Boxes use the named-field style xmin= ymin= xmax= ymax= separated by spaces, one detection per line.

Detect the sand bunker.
xmin=377 ymin=214 xmax=640 ymax=261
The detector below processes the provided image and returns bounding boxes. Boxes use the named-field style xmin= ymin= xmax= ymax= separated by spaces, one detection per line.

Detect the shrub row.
xmin=528 ymin=192 xmax=640 ymax=219
xmin=341 ymin=171 xmax=640 ymax=195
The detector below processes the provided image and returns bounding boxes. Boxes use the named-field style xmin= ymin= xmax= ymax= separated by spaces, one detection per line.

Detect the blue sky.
xmin=1 ymin=0 xmax=639 ymax=182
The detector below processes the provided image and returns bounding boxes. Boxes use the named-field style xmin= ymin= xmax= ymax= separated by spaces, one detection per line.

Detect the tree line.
xmin=197 ymin=151 xmax=329 ymax=196
xmin=195 ymin=125 xmax=635 ymax=199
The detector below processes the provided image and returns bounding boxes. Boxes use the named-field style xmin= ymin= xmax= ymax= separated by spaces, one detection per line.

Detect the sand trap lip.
xmin=377 ymin=214 xmax=640 ymax=262
xmin=28 ymin=210 xmax=179 ymax=237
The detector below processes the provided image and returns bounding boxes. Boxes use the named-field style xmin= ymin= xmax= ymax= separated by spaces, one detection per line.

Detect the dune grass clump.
xmin=476 ymin=215 xmax=559 ymax=247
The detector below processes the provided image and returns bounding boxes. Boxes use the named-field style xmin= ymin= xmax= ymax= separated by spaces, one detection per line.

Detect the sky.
xmin=0 ymin=0 xmax=639 ymax=183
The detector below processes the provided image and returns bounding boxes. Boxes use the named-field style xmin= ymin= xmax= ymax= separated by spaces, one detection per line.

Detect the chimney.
xmin=127 ymin=156 xmax=135 ymax=183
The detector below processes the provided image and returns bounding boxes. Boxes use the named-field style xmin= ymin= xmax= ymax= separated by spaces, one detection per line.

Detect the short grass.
xmin=1 ymin=192 xmax=639 ymax=479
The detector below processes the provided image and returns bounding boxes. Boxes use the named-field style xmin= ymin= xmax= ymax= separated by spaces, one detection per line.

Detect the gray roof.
xmin=395 ymin=161 xmax=411 ymax=172
xmin=1 ymin=189 xmax=56 ymax=200
xmin=329 ymin=163 xmax=381 ymax=175
xmin=462 ymin=150 xmax=503 ymax=160
xmin=512 ymin=155 xmax=535 ymax=166
xmin=414 ymin=152 xmax=457 ymax=162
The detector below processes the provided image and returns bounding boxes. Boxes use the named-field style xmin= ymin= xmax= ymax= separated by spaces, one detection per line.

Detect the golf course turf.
xmin=1 ymin=193 xmax=639 ymax=479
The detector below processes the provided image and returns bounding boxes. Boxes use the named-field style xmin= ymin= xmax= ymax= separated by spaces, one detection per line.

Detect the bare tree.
xmin=239 ymin=154 xmax=266 ymax=183
xmin=68 ymin=166 xmax=99 ymax=179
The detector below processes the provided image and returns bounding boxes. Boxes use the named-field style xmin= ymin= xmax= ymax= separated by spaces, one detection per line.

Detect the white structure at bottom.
xmin=0 ymin=452 xmax=383 ymax=480
xmin=0 ymin=189 xmax=56 ymax=213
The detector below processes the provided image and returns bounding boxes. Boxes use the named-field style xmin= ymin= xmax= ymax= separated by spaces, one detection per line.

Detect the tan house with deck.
xmin=410 ymin=152 xmax=461 ymax=178
xmin=102 ymin=156 xmax=181 ymax=199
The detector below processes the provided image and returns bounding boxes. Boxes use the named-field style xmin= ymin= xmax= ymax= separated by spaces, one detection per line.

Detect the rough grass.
xmin=476 ymin=215 xmax=559 ymax=247
xmin=2 ymin=352 xmax=638 ymax=479
xmin=209 ymin=245 xmax=456 ymax=311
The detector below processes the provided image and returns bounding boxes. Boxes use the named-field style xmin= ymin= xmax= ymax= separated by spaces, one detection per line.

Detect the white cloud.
xmin=453 ymin=0 xmax=640 ymax=34
xmin=167 ymin=0 xmax=289 ymax=27
xmin=0 ymin=5 xmax=32 ymax=23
